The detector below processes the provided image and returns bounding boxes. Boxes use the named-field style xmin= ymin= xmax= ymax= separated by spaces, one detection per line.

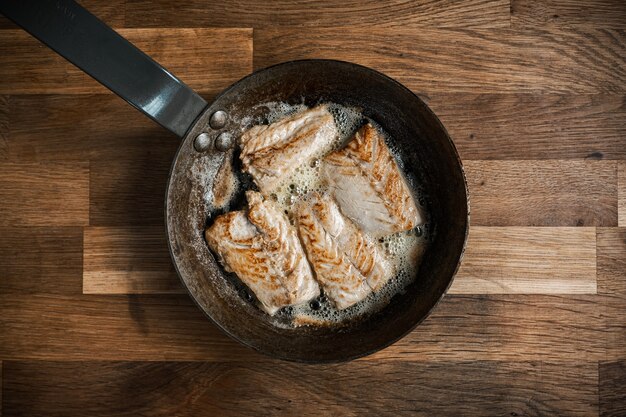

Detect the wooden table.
xmin=1 ymin=1 xmax=625 ymax=415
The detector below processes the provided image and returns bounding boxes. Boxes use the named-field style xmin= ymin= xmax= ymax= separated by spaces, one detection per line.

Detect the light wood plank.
xmin=465 ymin=160 xmax=617 ymax=226
xmin=2 ymin=361 xmax=598 ymax=417
xmin=597 ymin=227 xmax=626 ymax=295
xmin=254 ymin=28 xmax=626 ymax=93
xmin=0 ymin=163 xmax=89 ymax=226
xmin=125 ymin=0 xmax=509 ymax=29
xmin=617 ymin=162 xmax=626 ymax=227
xmin=6 ymin=94 xmax=178 ymax=162
xmin=84 ymin=226 xmax=597 ymax=295
xmin=512 ymin=0 xmax=626 ymax=28
xmin=0 ymin=294 xmax=622 ymax=361
xmin=83 ymin=227 xmax=182 ymax=294
xmin=428 ymin=94 xmax=626 ymax=160
xmin=0 ymin=29 xmax=252 ymax=94
xmin=0 ymin=227 xmax=83 ymax=295
xmin=451 ymin=227 xmax=596 ymax=294
xmin=600 ymin=360 xmax=626 ymax=417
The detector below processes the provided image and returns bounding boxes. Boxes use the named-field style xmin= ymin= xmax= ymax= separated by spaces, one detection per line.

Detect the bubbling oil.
xmin=213 ymin=101 xmax=431 ymax=327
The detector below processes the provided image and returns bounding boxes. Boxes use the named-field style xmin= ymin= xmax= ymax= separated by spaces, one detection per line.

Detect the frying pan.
xmin=2 ymin=0 xmax=469 ymax=362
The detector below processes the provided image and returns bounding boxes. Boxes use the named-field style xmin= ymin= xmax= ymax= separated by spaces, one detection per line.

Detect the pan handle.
xmin=0 ymin=0 xmax=208 ymax=138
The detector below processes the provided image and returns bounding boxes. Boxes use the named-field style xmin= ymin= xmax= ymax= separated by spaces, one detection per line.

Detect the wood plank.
xmin=596 ymin=227 xmax=626 ymax=358
xmin=6 ymin=94 xmax=179 ymax=162
xmin=465 ymin=160 xmax=617 ymax=226
xmin=2 ymin=361 xmax=597 ymax=417
xmin=597 ymin=228 xmax=626 ymax=295
xmin=83 ymin=227 xmax=182 ymax=294
xmin=89 ymin=152 xmax=173 ymax=227
xmin=0 ymin=227 xmax=83 ymax=295
xmin=0 ymin=0 xmax=126 ymax=29
xmin=125 ymin=0 xmax=509 ymax=29
xmin=428 ymin=94 xmax=626 ymax=160
xmin=0 ymin=294 xmax=621 ymax=361
xmin=600 ymin=361 xmax=626 ymax=417
xmin=512 ymin=0 xmax=626 ymax=28
xmin=7 ymin=93 xmax=626 ymax=163
xmin=0 ymin=294 xmax=259 ymax=361
xmin=85 ymin=226 xmax=596 ymax=295
xmin=0 ymin=163 xmax=89 ymax=226
xmin=253 ymin=28 xmax=626 ymax=93
xmin=380 ymin=294 xmax=625 ymax=362
xmin=617 ymin=162 xmax=626 ymax=227
xmin=451 ymin=227 xmax=596 ymax=294
xmin=0 ymin=95 xmax=7 ymax=160
xmin=0 ymin=29 xmax=252 ymax=94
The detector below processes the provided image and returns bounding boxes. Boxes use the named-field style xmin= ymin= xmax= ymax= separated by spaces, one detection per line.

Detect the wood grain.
xmin=512 ymin=0 xmax=626 ymax=28
xmin=0 ymin=294 xmax=622 ymax=361
xmin=0 ymin=227 xmax=83 ymax=295
xmin=84 ymin=226 xmax=596 ymax=295
xmin=465 ymin=160 xmax=617 ymax=226
xmin=428 ymin=94 xmax=626 ymax=160
xmin=2 ymin=361 xmax=598 ymax=417
xmin=597 ymin=228 xmax=626 ymax=295
xmin=619 ymin=163 xmax=625 ymax=226
xmin=600 ymin=361 xmax=626 ymax=417
xmin=382 ymin=295 xmax=625 ymax=362
xmin=89 ymin=151 xmax=174 ymax=227
xmin=83 ymin=227 xmax=182 ymax=294
xmin=0 ymin=0 xmax=126 ymax=29
xmin=0 ymin=294 xmax=259 ymax=361
xmin=6 ymin=94 xmax=179 ymax=162
xmin=452 ymin=227 xmax=596 ymax=294
xmin=0 ymin=163 xmax=89 ymax=226
xmin=8 ymin=94 xmax=626 ymax=163
xmin=0 ymin=95 xmax=7 ymax=160
xmin=125 ymin=0 xmax=509 ymax=29
xmin=0 ymin=29 xmax=252 ymax=94
xmin=254 ymin=28 xmax=626 ymax=93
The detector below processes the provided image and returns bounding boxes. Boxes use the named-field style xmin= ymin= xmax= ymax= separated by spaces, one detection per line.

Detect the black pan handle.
xmin=0 ymin=0 xmax=208 ymax=138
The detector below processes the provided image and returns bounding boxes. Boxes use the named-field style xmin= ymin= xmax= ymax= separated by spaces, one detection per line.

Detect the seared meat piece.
xmin=323 ymin=123 xmax=423 ymax=238
xmin=205 ymin=191 xmax=319 ymax=314
xmin=239 ymin=105 xmax=338 ymax=194
xmin=296 ymin=192 xmax=391 ymax=309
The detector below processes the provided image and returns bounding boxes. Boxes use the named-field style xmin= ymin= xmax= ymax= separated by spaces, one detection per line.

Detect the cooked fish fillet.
xmin=323 ymin=123 xmax=423 ymax=238
xmin=296 ymin=193 xmax=391 ymax=309
xmin=239 ymin=105 xmax=338 ymax=194
xmin=205 ymin=191 xmax=319 ymax=315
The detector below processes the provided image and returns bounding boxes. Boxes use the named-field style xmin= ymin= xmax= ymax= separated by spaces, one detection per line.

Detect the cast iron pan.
xmin=2 ymin=0 xmax=470 ymax=362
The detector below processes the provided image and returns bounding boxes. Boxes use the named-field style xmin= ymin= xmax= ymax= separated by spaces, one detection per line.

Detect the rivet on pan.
xmin=209 ymin=110 xmax=228 ymax=129
xmin=193 ymin=132 xmax=212 ymax=152
xmin=215 ymin=132 xmax=234 ymax=151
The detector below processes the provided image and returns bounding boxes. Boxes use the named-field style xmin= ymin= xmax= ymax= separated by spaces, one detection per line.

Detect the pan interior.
xmin=166 ymin=60 xmax=469 ymax=362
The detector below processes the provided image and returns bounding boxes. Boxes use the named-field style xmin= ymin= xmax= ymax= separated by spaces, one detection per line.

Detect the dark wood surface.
xmin=1 ymin=0 xmax=625 ymax=415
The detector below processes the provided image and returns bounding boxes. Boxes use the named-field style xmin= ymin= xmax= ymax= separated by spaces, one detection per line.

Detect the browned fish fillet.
xmin=296 ymin=193 xmax=391 ymax=309
xmin=323 ymin=123 xmax=423 ymax=238
xmin=205 ymin=191 xmax=319 ymax=315
xmin=239 ymin=105 xmax=338 ymax=194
